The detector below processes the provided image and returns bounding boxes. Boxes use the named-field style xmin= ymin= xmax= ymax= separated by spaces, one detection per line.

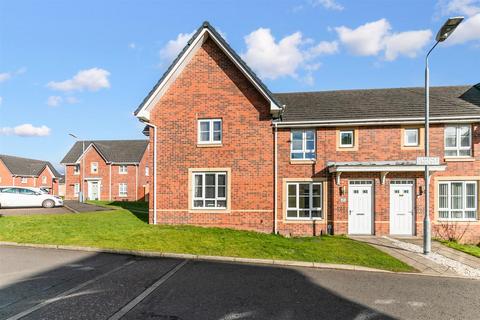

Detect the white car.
xmin=0 ymin=187 xmax=63 ymax=208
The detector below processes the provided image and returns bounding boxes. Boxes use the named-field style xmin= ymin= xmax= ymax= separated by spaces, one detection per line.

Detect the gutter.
xmin=140 ymin=121 xmax=158 ymax=225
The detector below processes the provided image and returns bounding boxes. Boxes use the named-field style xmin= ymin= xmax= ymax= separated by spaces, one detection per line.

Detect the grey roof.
xmin=133 ymin=21 xmax=281 ymax=116
xmin=0 ymin=154 xmax=62 ymax=178
xmin=61 ymin=140 xmax=148 ymax=164
xmin=276 ymin=84 xmax=480 ymax=122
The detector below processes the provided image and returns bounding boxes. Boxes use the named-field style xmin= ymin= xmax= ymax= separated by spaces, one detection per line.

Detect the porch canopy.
xmin=327 ymin=160 xmax=446 ymax=185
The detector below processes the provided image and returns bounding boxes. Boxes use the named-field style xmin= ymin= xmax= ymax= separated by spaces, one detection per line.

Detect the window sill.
xmin=290 ymin=160 xmax=316 ymax=165
xmin=189 ymin=208 xmax=230 ymax=214
xmin=444 ymin=157 xmax=475 ymax=162
xmin=284 ymin=218 xmax=324 ymax=223
xmin=197 ymin=143 xmax=223 ymax=148
xmin=437 ymin=218 xmax=478 ymax=223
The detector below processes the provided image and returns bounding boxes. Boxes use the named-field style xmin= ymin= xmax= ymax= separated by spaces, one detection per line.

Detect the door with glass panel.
xmin=390 ymin=180 xmax=414 ymax=235
xmin=348 ymin=181 xmax=373 ymax=234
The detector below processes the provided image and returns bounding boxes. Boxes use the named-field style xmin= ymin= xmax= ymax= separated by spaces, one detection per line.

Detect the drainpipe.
xmin=274 ymin=122 xmax=278 ymax=234
xmin=109 ymin=164 xmax=112 ymax=201
xmin=141 ymin=121 xmax=158 ymax=225
xmin=135 ymin=165 xmax=138 ymax=201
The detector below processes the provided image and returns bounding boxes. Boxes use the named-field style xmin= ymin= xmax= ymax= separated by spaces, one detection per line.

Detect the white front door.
xmin=88 ymin=181 xmax=100 ymax=200
xmin=390 ymin=181 xmax=414 ymax=235
xmin=348 ymin=181 xmax=373 ymax=234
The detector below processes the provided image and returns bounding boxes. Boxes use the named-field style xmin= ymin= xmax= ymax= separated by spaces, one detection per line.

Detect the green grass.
xmin=438 ymin=240 xmax=480 ymax=258
xmin=0 ymin=201 xmax=413 ymax=272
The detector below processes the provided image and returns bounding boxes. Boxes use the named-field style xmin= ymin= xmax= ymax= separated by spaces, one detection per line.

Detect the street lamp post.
xmin=423 ymin=16 xmax=463 ymax=254
xmin=69 ymin=133 xmax=85 ymax=203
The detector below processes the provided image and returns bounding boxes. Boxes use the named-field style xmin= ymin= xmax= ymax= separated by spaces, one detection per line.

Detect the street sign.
xmin=416 ymin=156 xmax=440 ymax=166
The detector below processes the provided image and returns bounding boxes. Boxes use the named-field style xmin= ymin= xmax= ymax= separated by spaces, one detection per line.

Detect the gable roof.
xmin=61 ymin=140 xmax=149 ymax=164
xmin=0 ymin=154 xmax=62 ymax=178
xmin=133 ymin=21 xmax=282 ymax=120
xmin=275 ymin=84 xmax=480 ymax=125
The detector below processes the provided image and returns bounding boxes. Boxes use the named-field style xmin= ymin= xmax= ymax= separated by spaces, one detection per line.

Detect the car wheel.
xmin=42 ymin=200 xmax=55 ymax=208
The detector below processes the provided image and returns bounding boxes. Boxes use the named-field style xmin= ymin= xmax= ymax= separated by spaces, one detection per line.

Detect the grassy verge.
xmin=438 ymin=240 xmax=480 ymax=258
xmin=0 ymin=201 xmax=413 ymax=272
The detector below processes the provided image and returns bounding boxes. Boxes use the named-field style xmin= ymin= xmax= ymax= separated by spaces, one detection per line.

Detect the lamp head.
xmin=436 ymin=17 xmax=464 ymax=42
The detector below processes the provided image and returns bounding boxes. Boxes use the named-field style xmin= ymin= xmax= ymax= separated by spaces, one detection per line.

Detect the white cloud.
xmin=0 ymin=72 xmax=12 ymax=83
xmin=447 ymin=13 xmax=480 ymax=44
xmin=47 ymin=68 xmax=111 ymax=92
xmin=335 ymin=19 xmax=391 ymax=56
xmin=310 ymin=0 xmax=344 ymax=11
xmin=65 ymin=96 xmax=79 ymax=104
xmin=384 ymin=30 xmax=433 ymax=61
xmin=47 ymin=95 xmax=62 ymax=107
xmin=438 ymin=0 xmax=480 ymax=16
xmin=241 ymin=28 xmax=338 ymax=81
xmin=335 ymin=18 xmax=432 ymax=60
xmin=159 ymin=31 xmax=195 ymax=64
xmin=0 ymin=124 xmax=51 ymax=137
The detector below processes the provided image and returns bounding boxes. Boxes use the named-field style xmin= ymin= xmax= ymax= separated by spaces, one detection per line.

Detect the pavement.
xmin=0 ymin=201 xmax=108 ymax=216
xmin=350 ymin=236 xmax=480 ymax=278
xmin=1 ymin=245 xmax=479 ymax=320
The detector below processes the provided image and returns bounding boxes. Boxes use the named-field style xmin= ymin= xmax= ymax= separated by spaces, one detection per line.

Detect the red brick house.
xmin=61 ymin=140 xmax=149 ymax=201
xmin=134 ymin=22 xmax=480 ymax=243
xmin=0 ymin=154 xmax=61 ymax=194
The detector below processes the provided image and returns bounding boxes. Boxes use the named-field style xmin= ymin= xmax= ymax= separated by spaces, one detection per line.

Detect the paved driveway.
xmin=0 ymin=245 xmax=479 ymax=320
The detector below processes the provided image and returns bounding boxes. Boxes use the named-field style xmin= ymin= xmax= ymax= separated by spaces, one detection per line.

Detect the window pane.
xmin=439 ymin=211 xmax=449 ymax=219
xmin=459 ymin=149 xmax=471 ymax=156
xmin=205 ymin=200 xmax=215 ymax=207
xmin=292 ymin=140 xmax=303 ymax=151
xmin=213 ymin=121 xmax=221 ymax=131
xmin=445 ymin=150 xmax=457 ymax=157
xmin=194 ymin=175 xmax=202 ymax=187
xmin=460 ymin=126 xmax=470 ymax=147
xmin=194 ymin=200 xmax=203 ymax=208
xmin=200 ymin=122 xmax=209 ymax=132
xmin=205 ymin=174 xmax=215 ymax=186
xmin=299 ymin=210 xmax=310 ymax=218
xmin=439 ymin=184 xmax=448 ymax=209
xmin=205 ymin=186 xmax=215 ymax=198
xmin=312 ymin=196 xmax=321 ymax=208
xmin=312 ymin=184 xmax=321 ymax=195
xmin=341 ymin=132 xmax=353 ymax=145
xmin=306 ymin=140 xmax=315 ymax=151
xmin=299 ymin=184 xmax=310 ymax=195
xmin=195 ymin=187 xmax=202 ymax=198
xmin=451 ymin=183 xmax=463 ymax=209
xmin=288 ymin=196 xmax=297 ymax=208
xmin=200 ymin=132 xmax=210 ymax=141
xmin=218 ymin=174 xmax=226 ymax=186
xmin=291 ymin=152 xmax=303 ymax=159
xmin=311 ymin=210 xmax=321 ymax=218
xmin=217 ymin=200 xmax=226 ymax=208
xmin=213 ymin=131 xmax=221 ymax=141
xmin=405 ymin=129 xmax=418 ymax=145
xmin=292 ymin=131 xmax=302 ymax=141
xmin=288 ymin=184 xmax=296 ymax=196
xmin=465 ymin=211 xmax=476 ymax=219
xmin=466 ymin=183 xmax=476 ymax=209
xmin=218 ymin=186 xmax=226 ymax=198
xmin=305 ymin=130 xmax=314 ymax=140
xmin=299 ymin=196 xmax=309 ymax=209
xmin=452 ymin=211 xmax=463 ymax=219
xmin=305 ymin=152 xmax=315 ymax=159
xmin=287 ymin=210 xmax=298 ymax=218
xmin=445 ymin=127 xmax=457 ymax=147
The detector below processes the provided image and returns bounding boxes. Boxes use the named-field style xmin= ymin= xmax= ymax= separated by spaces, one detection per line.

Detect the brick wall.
xmin=148 ymin=37 xmax=274 ymax=232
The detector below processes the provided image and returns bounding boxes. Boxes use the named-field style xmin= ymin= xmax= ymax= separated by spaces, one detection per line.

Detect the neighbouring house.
xmin=58 ymin=175 xmax=65 ymax=197
xmin=61 ymin=140 xmax=150 ymax=201
xmin=134 ymin=21 xmax=480 ymax=243
xmin=0 ymin=154 xmax=62 ymax=194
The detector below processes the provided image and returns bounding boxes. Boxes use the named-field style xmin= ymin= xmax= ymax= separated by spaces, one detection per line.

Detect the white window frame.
xmin=42 ymin=176 xmax=47 ymax=184
xmin=91 ymin=162 xmax=98 ymax=174
xmin=73 ymin=164 xmax=80 ymax=175
xmin=438 ymin=181 xmax=477 ymax=221
xmin=21 ymin=177 xmax=27 ymax=184
xmin=197 ymin=119 xmax=222 ymax=145
xmin=404 ymin=128 xmax=419 ymax=146
xmin=290 ymin=130 xmax=316 ymax=160
xmin=74 ymin=183 xmax=80 ymax=197
xmin=192 ymin=172 xmax=227 ymax=209
xmin=119 ymin=165 xmax=128 ymax=174
xmin=444 ymin=124 xmax=472 ymax=157
xmin=145 ymin=166 xmax=149 ymax=176
xmin=339 ymin=130 xmax=354 ymax=148
xmin=286 ymin=182 xmax=323 ymax=220
xmin=119 ymin=183 xmax=128 ymax=197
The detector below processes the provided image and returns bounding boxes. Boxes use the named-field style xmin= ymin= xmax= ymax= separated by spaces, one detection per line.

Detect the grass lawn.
xmin=0 ymin=201 xmax=413 ymax=272
xmin=438 ymin=240 xmax=480 ymax=258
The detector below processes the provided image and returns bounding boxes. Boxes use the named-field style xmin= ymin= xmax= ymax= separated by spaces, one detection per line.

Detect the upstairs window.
xmin=198 ymin=119 xmax=222 ymax=145
xmin=91 ymin=162 xmax=98 ymax=174
xmin=145 ymin=166 xmax=149 ymax=176
xmin=119 ymin=165 xmax=128 ymax=174
xmin=21 ymin=177 xmax=27 ymax=184
xmin=42 ymin=176 xmax=47 ymax=184
xmin=73 ymin=164 xmax=80 ymax=175
xmin=404 ymin=128 xmax=419 ymax=146
xmin=339 ymin=130 xmax=354 ymax=148
xmin=445 ymin=125 xmax=471 ymax=157
xmin=291 ymin=130 xmax=315 ymax=160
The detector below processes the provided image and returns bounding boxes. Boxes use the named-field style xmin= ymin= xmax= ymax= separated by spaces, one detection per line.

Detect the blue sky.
xmin=1 ymin=0 xmax=479 ymax=171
